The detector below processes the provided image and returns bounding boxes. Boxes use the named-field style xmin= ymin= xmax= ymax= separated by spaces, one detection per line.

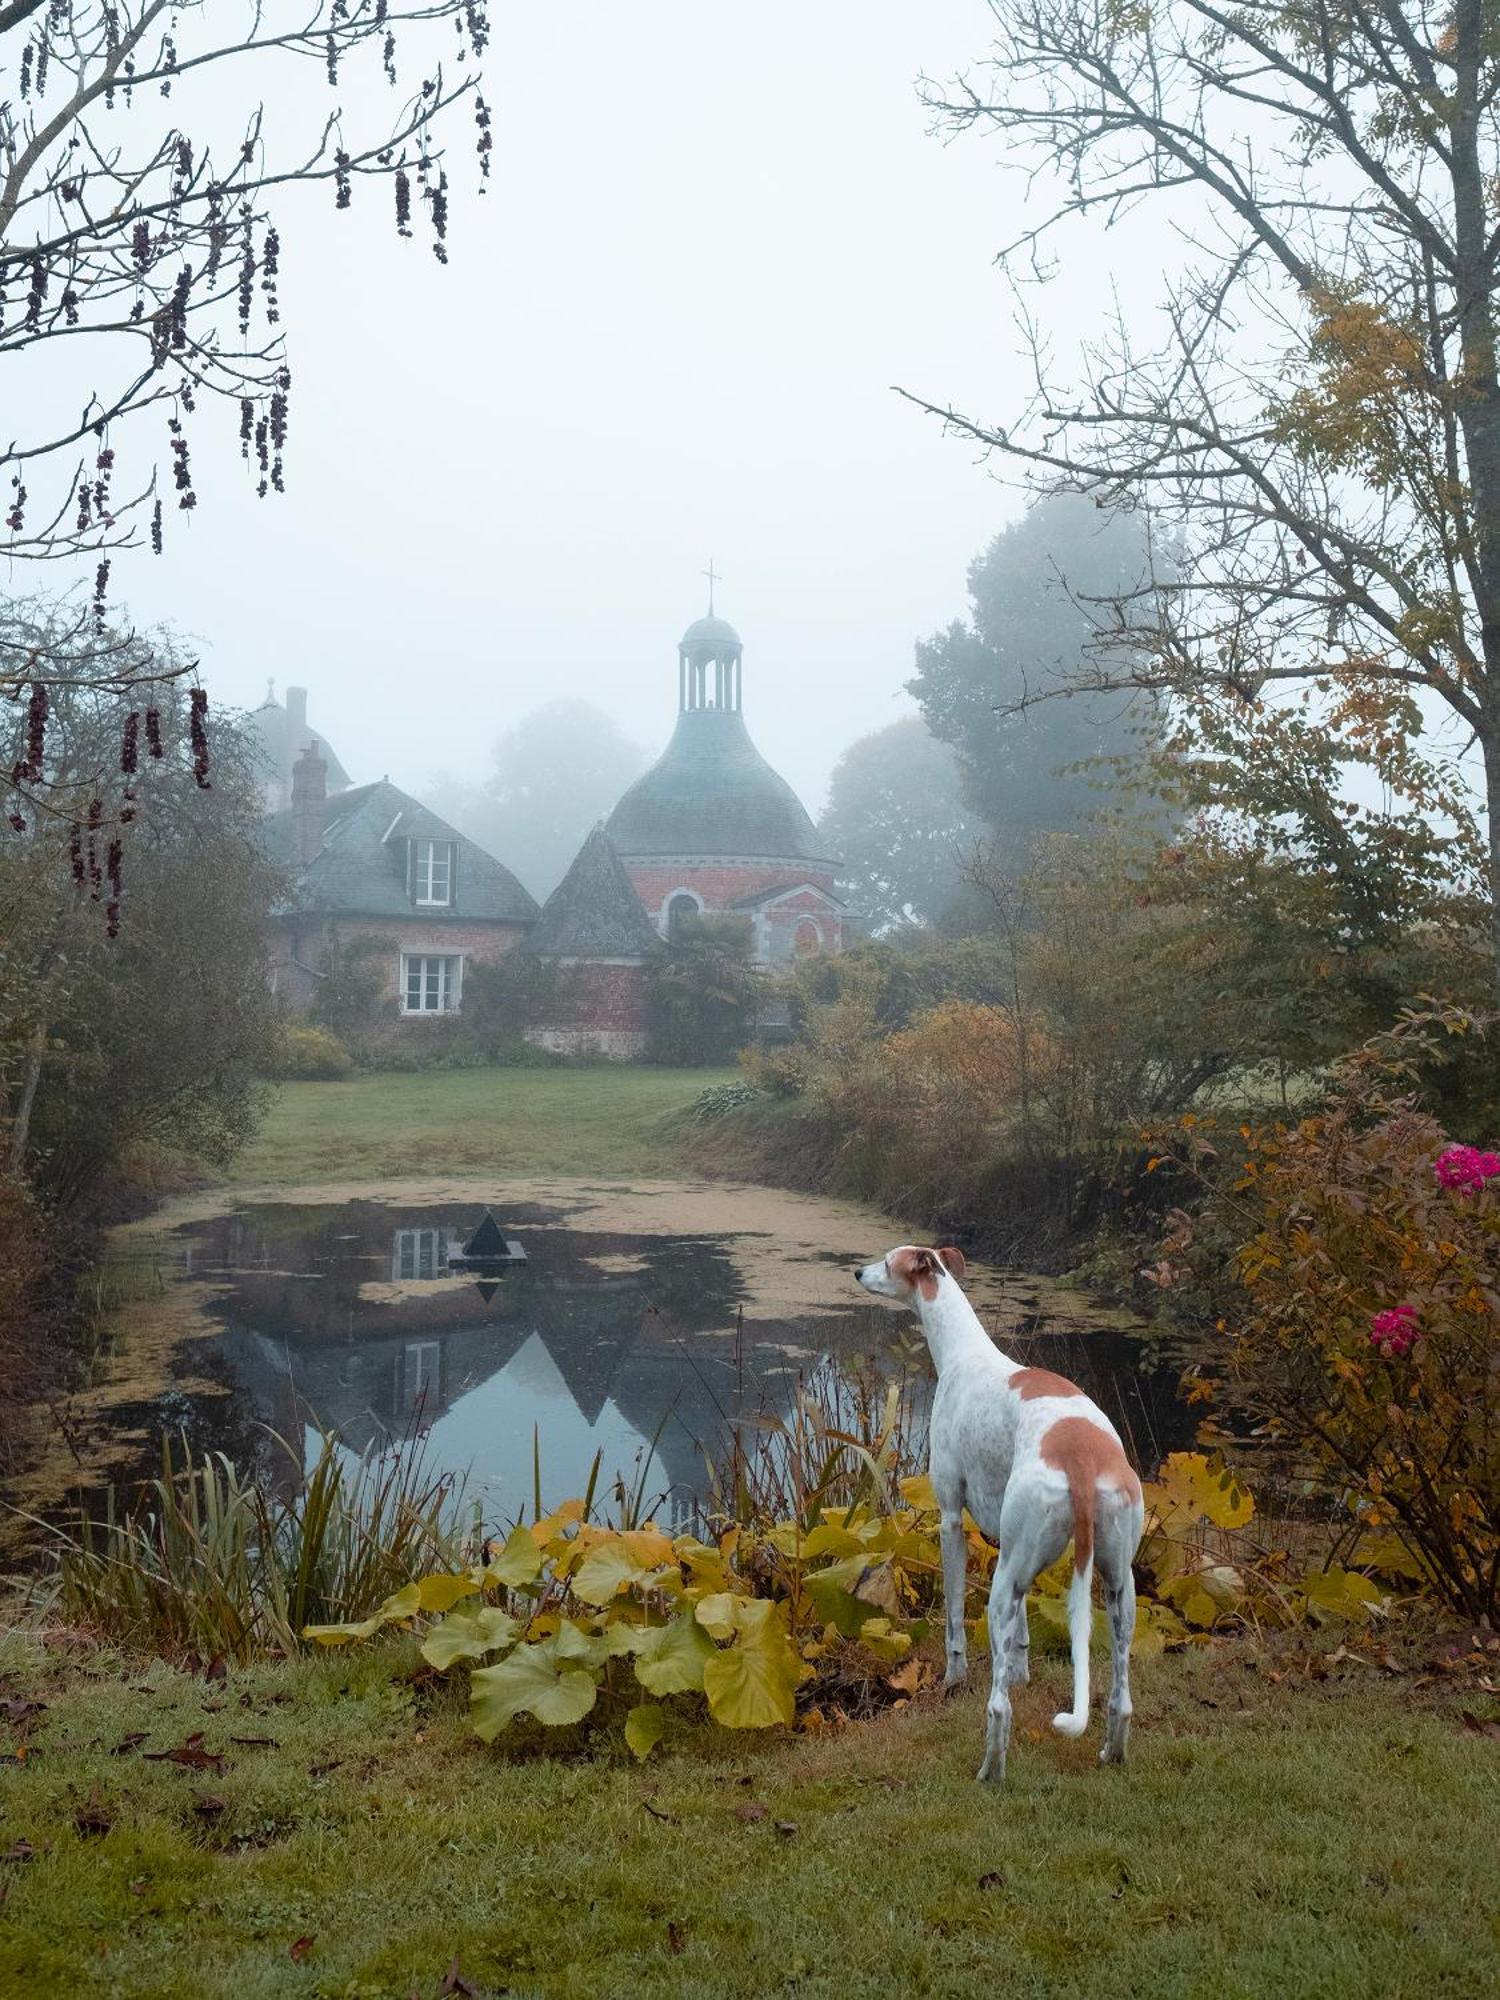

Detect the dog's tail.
xmin=1051 ymin=1466 xmax=1095 ymax=1738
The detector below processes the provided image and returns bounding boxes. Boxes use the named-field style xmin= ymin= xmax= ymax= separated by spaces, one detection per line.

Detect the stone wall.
xmin=523 ymin=958 xmax=651 ymax=1062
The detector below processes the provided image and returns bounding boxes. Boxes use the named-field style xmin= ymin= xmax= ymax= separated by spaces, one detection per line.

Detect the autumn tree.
xmin=907 ymin=1 xmax=1500 ymax=989
xmin=817 ymin=717 xmax=985 ymax=932
xmin=2 ymin=2 xmax=490 ymax=841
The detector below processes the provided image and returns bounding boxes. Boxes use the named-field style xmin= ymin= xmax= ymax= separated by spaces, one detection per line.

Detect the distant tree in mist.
xmin=909 ymin=494 xmax=1156 ymax=863
xmin=818 ymin=718 xmax=984 ymax=933
xmin=435 ymin=700 xmax=647 ymax=902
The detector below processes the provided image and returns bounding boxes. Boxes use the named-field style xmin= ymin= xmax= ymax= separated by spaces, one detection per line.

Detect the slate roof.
xmin=605 ymin=709 xmax=832 ymax=863
xmin=524 ymin=827 xmax=661 ymax=959
xmin=263 ymin=780 xmax=539 ymax=924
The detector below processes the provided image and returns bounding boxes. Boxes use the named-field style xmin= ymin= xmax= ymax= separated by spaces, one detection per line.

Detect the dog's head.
xmin=854 ymin=1244 xmax=967 ymax=1304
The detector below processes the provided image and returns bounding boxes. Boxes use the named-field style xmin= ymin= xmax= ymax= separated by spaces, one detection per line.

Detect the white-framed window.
xmin=410 ymin=838 xmax=453 ymax=906
xmin=400 ymin=1339 xmax=442 ymax=1407
xmin=392 ymin=1228 xmax=448 ymax=1281
xmin=401 ymin=953 xmax=463 ymax=1014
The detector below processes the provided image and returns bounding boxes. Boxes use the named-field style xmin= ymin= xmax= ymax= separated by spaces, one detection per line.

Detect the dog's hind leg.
xmin=975 ymin=1555 xmax=1025 ymax=1784
xmin=1098 ymin=1501 xmax=1142 ymax=1766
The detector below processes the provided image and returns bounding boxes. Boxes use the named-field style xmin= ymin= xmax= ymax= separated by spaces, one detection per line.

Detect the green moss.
xmin=2 ymin=1630 xmax=1496 ymax=1998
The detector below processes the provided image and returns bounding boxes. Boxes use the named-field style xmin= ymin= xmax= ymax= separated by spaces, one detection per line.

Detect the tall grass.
xmin=30 ymin=1430 xmax=469 ymax=1662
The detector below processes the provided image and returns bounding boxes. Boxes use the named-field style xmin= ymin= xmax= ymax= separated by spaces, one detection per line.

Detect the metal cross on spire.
xmin=702 ymin=559 xmax=721 ymax=616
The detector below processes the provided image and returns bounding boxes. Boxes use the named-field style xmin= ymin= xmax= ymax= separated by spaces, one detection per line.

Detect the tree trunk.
xmin=6 ymin=1028 xmax=44 ymax=1177
xmin=1486 ymin=735 xmax=1500 ymax=1007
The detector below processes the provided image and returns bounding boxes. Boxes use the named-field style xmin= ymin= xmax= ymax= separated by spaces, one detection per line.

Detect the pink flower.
xmin=1370 ymin=1304 xmax=1418 ymax=1357
xmin=1434 ymin=1144 xmax=1500 ymax=1193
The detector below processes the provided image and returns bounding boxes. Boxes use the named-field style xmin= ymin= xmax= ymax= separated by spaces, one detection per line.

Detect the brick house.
xmin=265 ymin=744 xmax=538 ymax=1019
xmin=604 ymin=609 xmax=846 ymax=961
xmin=520 ymin=826 xmax=661 ymax=1060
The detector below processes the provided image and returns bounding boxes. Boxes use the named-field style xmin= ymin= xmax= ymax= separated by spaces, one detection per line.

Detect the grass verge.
xmin=226 ymin=1067 xmax=736 ymax=1188
xmin=2 ymin=1629 xmax=1496 ymax=1999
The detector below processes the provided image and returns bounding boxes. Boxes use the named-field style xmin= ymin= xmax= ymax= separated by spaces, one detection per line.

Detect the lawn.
xmin=226 ymin=1066 xmax=736 ymax=1188
xmin=2 ymin=1628 xmax=1497 ymax=1999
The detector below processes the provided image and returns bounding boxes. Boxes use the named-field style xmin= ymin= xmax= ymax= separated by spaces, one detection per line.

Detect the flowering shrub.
xmin=1228 ymin=1014 xmax=1500 ymax=1618
xmin=1434 ymin=1143 xmax=1500 ymax=1193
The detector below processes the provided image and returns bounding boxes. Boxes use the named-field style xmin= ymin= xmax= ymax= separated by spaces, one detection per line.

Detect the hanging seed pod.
xmin=145 ymin=708 xmax=163 ymax=758
xmin=68 ymin=825 xmax=85 ymax=889
xmin=93 ymin=558 xmax=110 ymax=631
xmin=151 ymin=497 xmax=164 ymax=554
xmin=121 ymin=710 xmax=139 ymax=775
xmin=23 ymin=683 xmax=47 ymax=778
xmin=190 ymin=687 xmax=211 ymax=788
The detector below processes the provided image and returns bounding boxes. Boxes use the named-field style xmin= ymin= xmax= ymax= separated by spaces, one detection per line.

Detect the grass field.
xmin=2 ymin=1628 xmax=1497 ymax=1999
xmin=226 ymin=1066 xmax=736 ymax=1188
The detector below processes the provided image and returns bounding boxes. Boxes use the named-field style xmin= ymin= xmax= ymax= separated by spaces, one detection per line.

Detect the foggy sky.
xmin=29 ymin=1 xmax=1131 ymax=821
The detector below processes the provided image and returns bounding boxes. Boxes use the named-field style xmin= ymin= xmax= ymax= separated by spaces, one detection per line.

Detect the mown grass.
xmin=3 ymin=1628 xmax=1496 ymax=1999
xmin=227 ymin=1066 xmax=736 ymax=1188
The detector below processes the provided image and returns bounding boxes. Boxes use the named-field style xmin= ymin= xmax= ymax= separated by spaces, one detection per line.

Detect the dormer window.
xmin=410 ymin=838 xmax=453 ymax=907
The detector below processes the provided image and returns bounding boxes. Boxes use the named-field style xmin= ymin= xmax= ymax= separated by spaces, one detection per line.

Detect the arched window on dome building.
xmin=665 ymin=890 xmax=704 ymax=940
xmin=793 ymin=919 xmax=823 ymax=956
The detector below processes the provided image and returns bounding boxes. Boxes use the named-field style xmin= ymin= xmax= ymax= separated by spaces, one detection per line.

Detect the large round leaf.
xmin=470 ymin=1642 xmax=598 ymax=1741
xmin=700 ymin=1601 xmax=802 ymax=1729
xmin=632 ymin=1612 xmax=713 ymax=1696
xmin=420 ymin=1605 xmax=519 ymax=1671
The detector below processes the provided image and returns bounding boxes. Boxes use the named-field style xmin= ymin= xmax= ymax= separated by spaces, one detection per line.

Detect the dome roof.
xmin=605 ymin=708 xmax=830 ymax=863
xmin=679 ymin=614 xmax=742 ymax=660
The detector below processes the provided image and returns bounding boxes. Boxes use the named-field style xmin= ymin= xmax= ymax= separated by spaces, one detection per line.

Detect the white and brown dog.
xmin=856 ymin=1244 xmax=1144 ymax=1783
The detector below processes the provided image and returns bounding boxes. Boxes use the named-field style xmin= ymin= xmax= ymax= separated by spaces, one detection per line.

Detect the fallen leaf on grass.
xmin=308 ymin=1758 xmax=343 ymax=1778
xmin=438 ymin=1957 xmax=477 ymax=1997
xmin=1459 ymin=1710 xmax=1500 ymax=1742
xmin=112 ymin=1733 xmax=149 ymax=1756
xmin=142 ymin=1732 xmax=225 ymax=1775
xmin=2 ymin=1840 xmax=41 ymax=1863
xmin=733 ymin=1803 xmax=768 ymax=1823
xmin=73 ymin=1788 xmax=114 ymax=1838
xmin=128 ymin=1879 xmax=148 ymax=1897
xmin=229 ymin=1736 xmax=280 ymax=1749
xmin=193 ymin=1795 xmax=227 ymax=1820
xmin=977 ymin=1871 xmax=1004 ymax=1892
xmin=665 ymin=1921 xmax=686 ymax=1955
xmin=1 ymin=1699 xmax=45 ymax=1727
xmin=289 ymin=1936 xmax=314 ymax=1963
xmin=641 ymin=1800 xmax=679 ymax=1825
xmin=774 ymin=1820 xmax=798 ymax=1838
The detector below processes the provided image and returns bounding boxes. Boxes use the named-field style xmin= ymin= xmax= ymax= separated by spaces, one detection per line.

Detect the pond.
xmin=17 ymin=1179 xmax=1196 ymax=1532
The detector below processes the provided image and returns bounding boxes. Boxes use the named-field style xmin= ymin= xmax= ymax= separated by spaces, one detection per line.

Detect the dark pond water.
xmin=58 ymin=1195 xmax=1197 ymax=1528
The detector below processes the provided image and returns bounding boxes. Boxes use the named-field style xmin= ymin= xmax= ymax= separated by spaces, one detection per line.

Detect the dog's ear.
xmin=937 ymin=1246 xmax=967 ymax=1282
xmin=907 ymin=1247 xmax=942 ymax=1300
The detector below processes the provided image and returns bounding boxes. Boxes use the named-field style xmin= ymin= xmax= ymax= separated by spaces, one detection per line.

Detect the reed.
xmin=32 ymin=1428 xmax=468 ymax=1662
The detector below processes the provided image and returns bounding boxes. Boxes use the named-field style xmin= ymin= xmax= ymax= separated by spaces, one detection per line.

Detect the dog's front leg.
xmin=939 ymin=1508 xmax=969 ymax=1689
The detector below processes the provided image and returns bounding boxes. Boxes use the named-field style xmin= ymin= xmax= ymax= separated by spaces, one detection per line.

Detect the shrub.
xmin=690 ymin=1080 xmax=763 ymax=1122
xmin=270 ymin=1024 xmax=354 ymax=1080
xmin=1224 ymin=1011 xmax=1500 ymax=1619
xmin=648 ymin=914 xmax=759 ymax=1065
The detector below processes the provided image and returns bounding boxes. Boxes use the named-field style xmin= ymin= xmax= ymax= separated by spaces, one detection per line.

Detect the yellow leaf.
xmin=421 ymin=1605 xmax=519 ymax=1671
xmin=484 ymin=1524 xmax=544 ymax=1588
xmin=302 ymin=1580 xmax=421 ymax=1646
xmin=415 ymin=1573 xmax=481 ymax=1614
xmin=702 ymin=1600 xmax=803 ymax=1730
xmin=470 ymin=1640 xmax=597 ymax=1740
xmin=624 ymin=1703 xmax=667 ymax=1762
xmin=632 ymin=1611 xmax=714 ymax=1696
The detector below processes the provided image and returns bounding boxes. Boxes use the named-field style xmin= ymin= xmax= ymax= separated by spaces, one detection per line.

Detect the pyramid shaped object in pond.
xmin=462 ymin=1211 xmax=511 ymax=1260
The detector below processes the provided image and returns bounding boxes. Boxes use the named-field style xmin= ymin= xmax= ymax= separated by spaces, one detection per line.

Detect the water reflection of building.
xmin=189 ymin=1203 xmax=769 ymax=1517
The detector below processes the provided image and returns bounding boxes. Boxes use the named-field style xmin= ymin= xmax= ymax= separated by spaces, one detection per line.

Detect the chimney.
xmin=291 ymin=739 xmax=327 ymax=866
xmin=284 ymin=685 xmax=308 ymax=801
